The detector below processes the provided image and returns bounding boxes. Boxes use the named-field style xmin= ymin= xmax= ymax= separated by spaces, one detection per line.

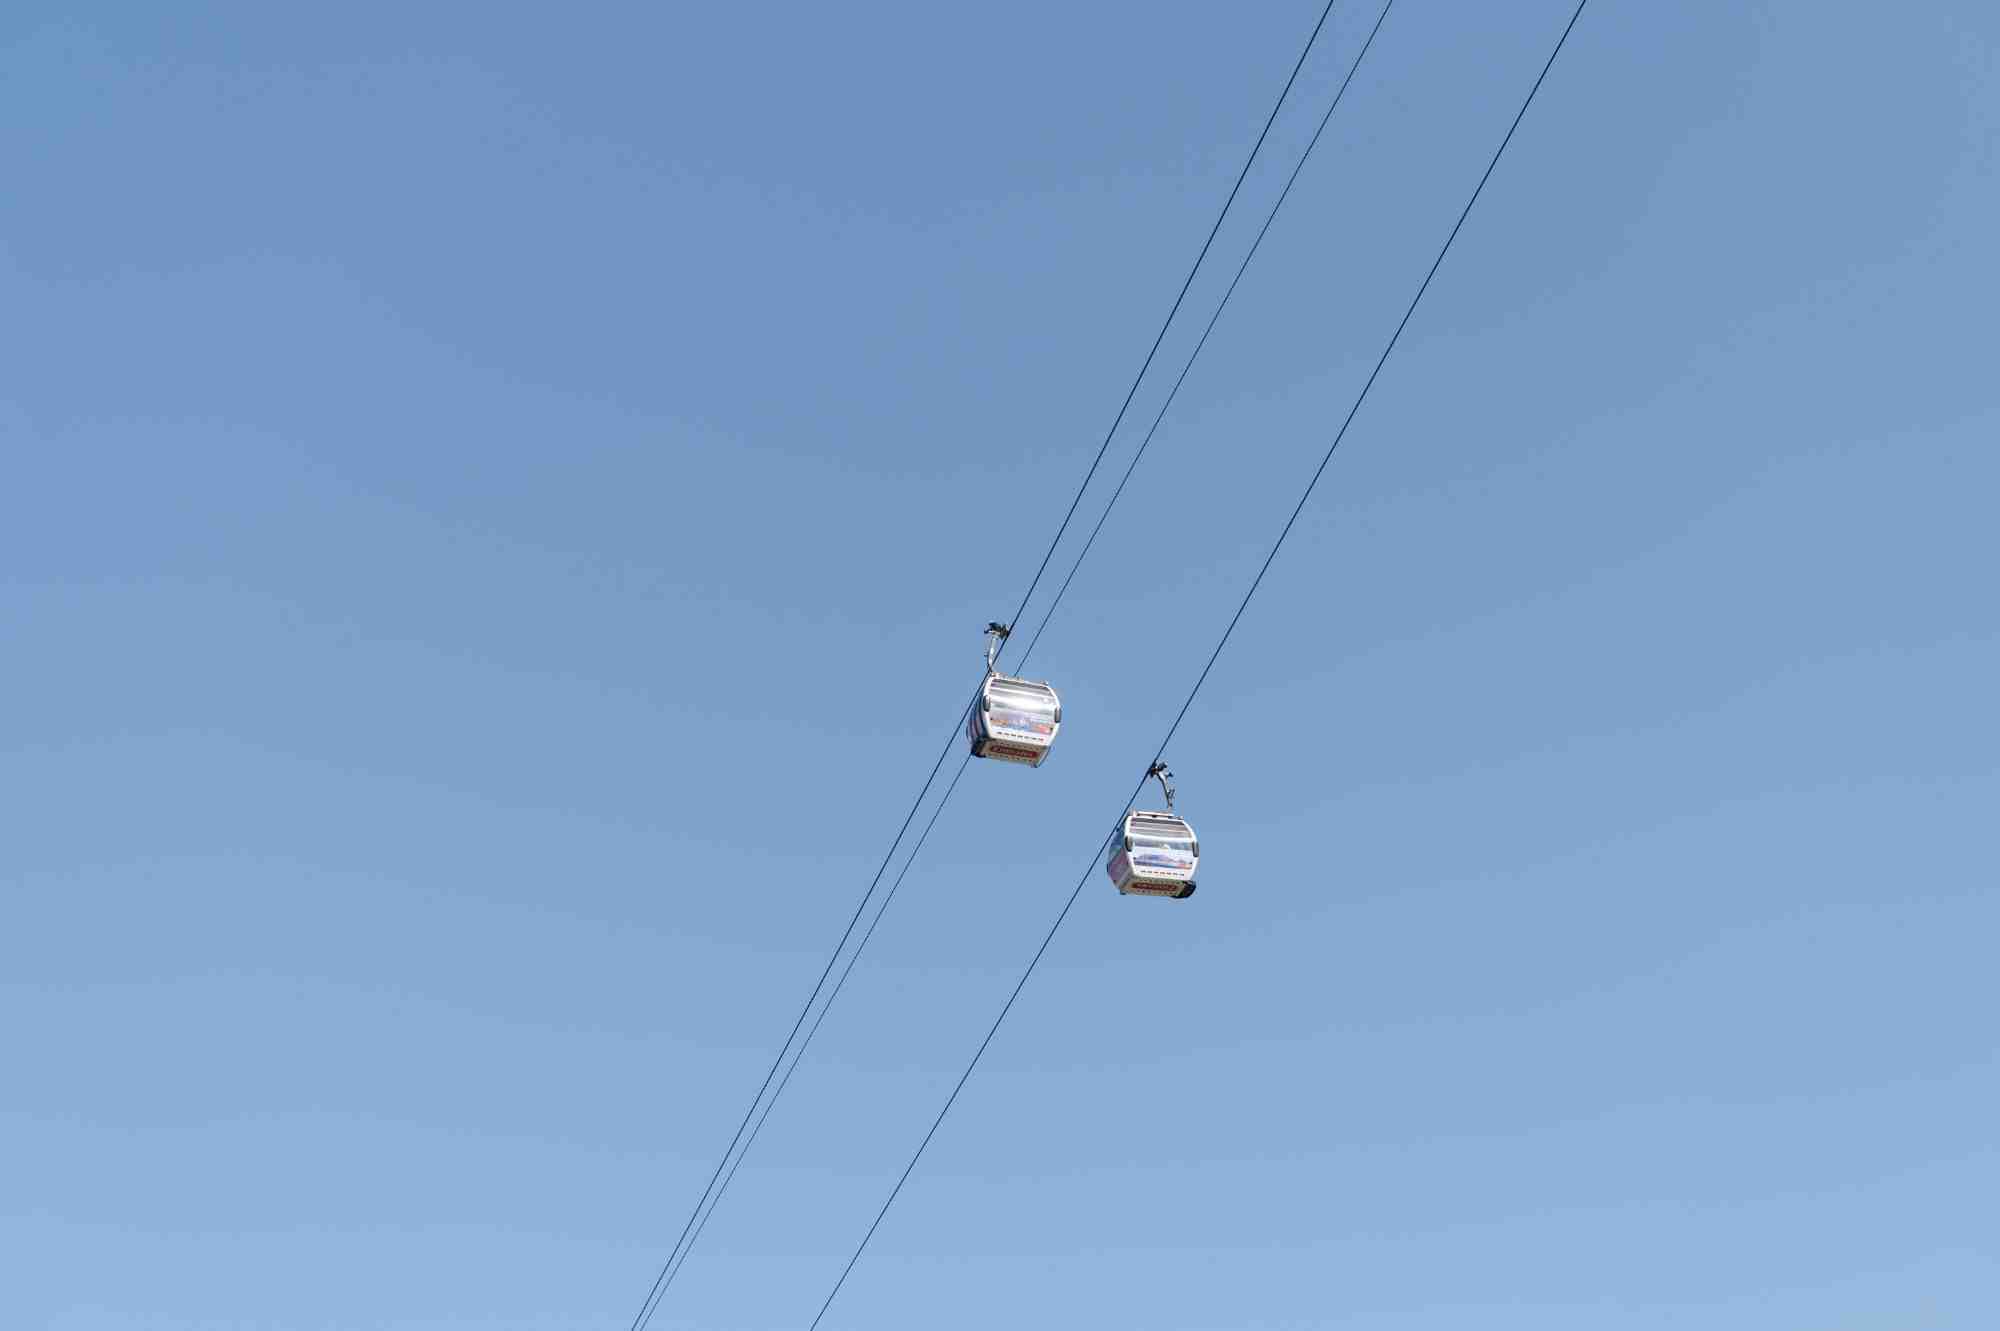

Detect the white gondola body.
xmin=968 ymin=674 xmax=1062 ymax=766
xmin=1107 ymin=810 xmax=1199 ymax=898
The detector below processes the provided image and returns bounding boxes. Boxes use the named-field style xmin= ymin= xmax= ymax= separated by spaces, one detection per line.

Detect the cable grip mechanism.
xmin=983 ymin=622 xmax=1011 ymax=673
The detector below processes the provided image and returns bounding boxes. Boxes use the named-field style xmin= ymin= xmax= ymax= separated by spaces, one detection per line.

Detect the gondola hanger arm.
xmin=983 ymin=622 xmax=1011 ymax=674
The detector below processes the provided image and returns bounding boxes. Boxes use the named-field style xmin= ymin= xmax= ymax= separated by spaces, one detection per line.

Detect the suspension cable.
xmin=993 ymin=0 xmax=1343 ymax=666
xmin=624 ymin=4 xmax=1410 ymax=1311
xmin=623 ymin=6 xmax=1341 ymax=1325
xmin=621 ymin=687 xmax=976 ymax=1331
xmin=627 ymin=7 xmax=1411 ymax=1314
xmin=806 ymin=5 xmax=1593 ymax=1323
xmin=639 ymin=754 xmax=976 ymax=1316
xmin=1016 ymin=0 xmax=1399 ymax=669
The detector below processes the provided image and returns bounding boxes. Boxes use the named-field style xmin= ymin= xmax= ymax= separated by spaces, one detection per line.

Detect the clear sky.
xmin=4 ymin=2 xmax=1995 ymax=1328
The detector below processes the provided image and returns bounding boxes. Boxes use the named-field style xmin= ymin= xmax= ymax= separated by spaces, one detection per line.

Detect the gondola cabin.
xmin=1107 ymin=810 xmax=1198 ymax=898
xmin=968 ymin=674 xmax=1062 ymax=766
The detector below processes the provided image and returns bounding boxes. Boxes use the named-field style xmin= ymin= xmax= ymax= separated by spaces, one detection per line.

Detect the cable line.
xmin=627 ymin=4 xmax=1404 ymax=1313
xmin=622 ymin=5 xmax=1339 ymax=1325
xmin=645 ymin=753 xmax=976 ymax=1311
xmin=622 ymin=689 xmax=975 ymax=1331
xmin=1014 ymin=0 xmax=1398 ymax=670
xmin=806 ymin=4 xmax=1594 ymax=1324
xmin=993 ymin=0 xmax=1342 ymax=665
xmin=631 ymin=6 xmax=1408 ymax=1314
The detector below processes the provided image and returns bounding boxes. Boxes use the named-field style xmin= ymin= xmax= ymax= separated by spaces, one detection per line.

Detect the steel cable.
xmin=623 ymin=6 xmax=1342 ymax=1325
xmin=806 ymin=4 xmax=1594 ymax=1322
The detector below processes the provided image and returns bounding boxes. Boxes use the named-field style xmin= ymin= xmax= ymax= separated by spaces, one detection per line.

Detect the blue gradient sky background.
xmin=4 ymin=2 xmax=1996 ymax=1328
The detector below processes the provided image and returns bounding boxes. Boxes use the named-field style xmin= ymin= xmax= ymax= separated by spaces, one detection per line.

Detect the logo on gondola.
xmin=990 ymin=709 xmax=1054 ymax=736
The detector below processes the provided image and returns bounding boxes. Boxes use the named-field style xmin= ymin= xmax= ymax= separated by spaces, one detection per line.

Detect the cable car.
xmin=1107 ymin=763 xmax=1199 ymax=899
xmin=968 ymin=622 xmax=1062 ymax=767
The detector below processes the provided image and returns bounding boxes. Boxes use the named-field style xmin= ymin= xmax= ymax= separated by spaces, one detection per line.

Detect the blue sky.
xmin=4 ymin=2 xmax=1995 ymax=1328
